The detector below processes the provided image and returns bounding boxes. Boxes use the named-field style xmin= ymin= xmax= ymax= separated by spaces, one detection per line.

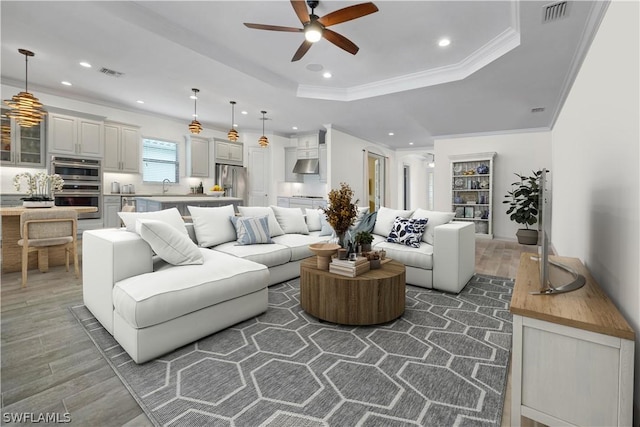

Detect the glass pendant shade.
xmin=188 ymin=88 xmax=202 ymax=134
xmin=4 ymin=49 xmax=46 ymax=128
xmin=227 ymin=101 xmax=239 ymax=141
xmin=258 ymin=110 xmax=269 ymax=147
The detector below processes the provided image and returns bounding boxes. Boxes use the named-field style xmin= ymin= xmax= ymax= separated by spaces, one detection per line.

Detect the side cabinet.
xmin=215 ymin=139 xmax=243 ymax=166
xmin=103 ymin=195 xmax=122 ymax=228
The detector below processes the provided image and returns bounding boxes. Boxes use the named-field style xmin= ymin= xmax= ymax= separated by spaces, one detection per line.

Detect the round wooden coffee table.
xmin=299 ymin=257 xmax=406 ymax=325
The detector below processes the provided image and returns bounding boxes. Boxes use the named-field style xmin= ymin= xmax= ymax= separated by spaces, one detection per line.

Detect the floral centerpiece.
xmin=322 ymin=182 xmax=358 ymax=248
xmin=14 ymin=172 xmax=64 ymax=207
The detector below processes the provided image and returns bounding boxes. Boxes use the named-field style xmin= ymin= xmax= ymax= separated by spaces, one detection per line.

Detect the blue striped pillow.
xmin=230 ymin=215 xmax=272 ymax=245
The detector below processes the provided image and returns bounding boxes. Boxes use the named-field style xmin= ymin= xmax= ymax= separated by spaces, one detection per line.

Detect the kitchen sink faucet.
xmin=162 ymin=178 xmax=170 ymax=194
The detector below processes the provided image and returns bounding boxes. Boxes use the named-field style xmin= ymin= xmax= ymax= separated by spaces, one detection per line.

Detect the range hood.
xmin=293 ymin=158 xmax=319 ymax=174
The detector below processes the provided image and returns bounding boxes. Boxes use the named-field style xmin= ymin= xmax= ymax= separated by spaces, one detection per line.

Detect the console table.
xmin=510 ymin=253 xmax=635 ymax=426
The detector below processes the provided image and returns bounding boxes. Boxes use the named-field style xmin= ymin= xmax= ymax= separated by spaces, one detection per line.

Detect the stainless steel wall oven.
xmin=50 ymin=156 xmax=102 ymax=219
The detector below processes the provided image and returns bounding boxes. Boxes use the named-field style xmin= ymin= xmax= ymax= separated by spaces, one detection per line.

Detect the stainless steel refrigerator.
xmin=215 ymin=164 xmax=248 ymax=205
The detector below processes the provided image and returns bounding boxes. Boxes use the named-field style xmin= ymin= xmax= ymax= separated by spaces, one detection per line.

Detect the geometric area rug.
xmin=71 ymin=274 xmax=514 ymax=427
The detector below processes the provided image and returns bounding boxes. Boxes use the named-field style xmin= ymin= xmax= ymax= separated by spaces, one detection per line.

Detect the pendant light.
xmin=188 ymin=88 xmax=202 ymax=134
xmin=258 ymin=111 xmax=269 ymax=147
xmin=4 ymin=49 xmax=47 ymax=128
xmin=227 ymin=101 xmax=239 ymax=142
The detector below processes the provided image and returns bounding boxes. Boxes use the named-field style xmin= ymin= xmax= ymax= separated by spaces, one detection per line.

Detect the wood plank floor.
xmin=1 ymin=238 xmax=537 ymax=426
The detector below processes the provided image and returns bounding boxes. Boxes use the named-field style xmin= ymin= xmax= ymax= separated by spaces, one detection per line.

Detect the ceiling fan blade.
xmin=244 ymin=23 xmax=302 ymax=33
xmin=291 ymin=40 xmax=313 ymax=62
xmin=322 ymin=29 xmax=359 ymax=55
xmin=291 ymin=0 xmax=310 ymax=24
xmin=318 ymin=2 xmax=379 ymax=27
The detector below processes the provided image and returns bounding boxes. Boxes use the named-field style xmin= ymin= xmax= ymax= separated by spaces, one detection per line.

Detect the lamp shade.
xmin=3 ymin=49 xmax=46 ymax=128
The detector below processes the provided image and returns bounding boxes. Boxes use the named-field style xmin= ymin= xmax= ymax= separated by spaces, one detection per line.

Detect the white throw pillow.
xmin=373 ymin=207 xmax=414 ymax=237
xmin=136 ymin=219 xmax=203 ymax=266
xmin=271 ymin=206 xmax=309 ymax=234
xmin=238 ymin=206 xmax=284 ymax=237
xmin=118 ymin=207 xmax=187 ymax=235
xmin=230 ymin=215 xmax=272 ymax=245
xmin=412 ymin=208 xmax=455 ymax=245
xmin=187 ymin=204 xmax=237 ymax=247
xmin=305 ymin=208 xmax=323 ymax=232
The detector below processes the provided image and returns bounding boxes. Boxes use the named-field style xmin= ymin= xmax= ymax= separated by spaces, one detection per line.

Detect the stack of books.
xmin=329 ymin=257 xmax=370 ymax=277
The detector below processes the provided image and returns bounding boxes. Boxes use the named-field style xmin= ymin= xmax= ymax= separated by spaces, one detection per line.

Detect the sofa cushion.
xmin=373 ymin=207 xmax=414 ymax=237
xmin=230 ymin=215 xmax=272 ymax=245
xmin=351 ymin=206 xmax=370 ymax=230
xmin=271 ymin=206 xmax=309 ymax=234
xmin=305 ymin=208 xmax=323 ymax=232
xmin=118 ymin=207 xmax=187 ymax=235
xmin=373 ymin=240 xmax=433 ymax=270
xmin=214 ymin=241 xmax=291 ymax=267
xmin=271 ymin=233 xmax=330 ymax=261
xmin=188 ymin=204 xmax=237 ymax=247
xmin=112 ymin=249 xmax=268 ymax=329
xmin=136 ymin=219 xmax=203 ymax=266
xmin=412 ymin=209 xmax=455 ymax=245
xmin=387 ymin=217 xmax=428 ymax=248
xmin=238 ymin=206 xmax=284 ymax=237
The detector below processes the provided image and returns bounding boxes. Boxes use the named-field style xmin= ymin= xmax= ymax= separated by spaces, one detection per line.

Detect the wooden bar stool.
xmin=17 ymin=210 xmax=79 ymax=287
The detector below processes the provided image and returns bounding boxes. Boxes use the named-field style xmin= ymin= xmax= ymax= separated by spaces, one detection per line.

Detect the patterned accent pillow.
xmin=230 ymin=215 xmax=272 ymax=245
xmin=387 ymin=217 xmax=429 ymax=248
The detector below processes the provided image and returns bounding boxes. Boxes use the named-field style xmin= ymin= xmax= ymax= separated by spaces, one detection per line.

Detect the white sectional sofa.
xmin=82 ymin=205 xmax=474 ymax=363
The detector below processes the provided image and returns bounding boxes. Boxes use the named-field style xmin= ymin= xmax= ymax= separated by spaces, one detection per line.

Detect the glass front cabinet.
xmin=449 ymin=152 xmax=496 ymax=238
xmin=1 ymin=107 xmax=46 ymax=167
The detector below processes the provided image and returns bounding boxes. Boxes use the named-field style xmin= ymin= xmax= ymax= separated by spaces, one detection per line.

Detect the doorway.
xmin=367 ymin=152 xmax=386 ymax=212
xmin=403 ymin=164 xmax=410 ymax=209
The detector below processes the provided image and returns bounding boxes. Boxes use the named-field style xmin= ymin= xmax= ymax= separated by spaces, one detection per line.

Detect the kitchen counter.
xmin=134 ymin=195 xmax=243 ymax=215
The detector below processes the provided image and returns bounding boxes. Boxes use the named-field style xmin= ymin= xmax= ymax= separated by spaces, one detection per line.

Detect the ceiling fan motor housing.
xmin=306 ymin=0 xmax=319 ymax=10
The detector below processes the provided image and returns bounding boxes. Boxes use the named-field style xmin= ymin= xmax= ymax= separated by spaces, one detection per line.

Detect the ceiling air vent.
xmin=99 ymin=67 xmax=124 ymax=78
xmin=543 ymin=1 xmax=569 ymax=23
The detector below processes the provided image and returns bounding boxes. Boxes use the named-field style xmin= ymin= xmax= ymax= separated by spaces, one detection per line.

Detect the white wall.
xmin=433 ymin=131 xmax=552 ymax=239
xmin=551 ymin=0 xmax=640 ymax=416
xmin=329 ymin=127 xmax=397 ymax=208
xmin=396 ymin=151 xmax=434 ymax=209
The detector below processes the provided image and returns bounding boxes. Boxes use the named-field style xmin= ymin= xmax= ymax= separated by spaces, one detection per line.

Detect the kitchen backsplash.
xmin=278 ymin=179 xmax=327 ymax=198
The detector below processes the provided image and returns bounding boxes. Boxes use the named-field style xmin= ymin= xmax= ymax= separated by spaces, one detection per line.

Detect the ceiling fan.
xmin=244 ymin=0 xmax=378 ymax=62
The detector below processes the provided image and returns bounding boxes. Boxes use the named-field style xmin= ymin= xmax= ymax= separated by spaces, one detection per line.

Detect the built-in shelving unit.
xmin=449 ymin=152 xmax=496 ymax=238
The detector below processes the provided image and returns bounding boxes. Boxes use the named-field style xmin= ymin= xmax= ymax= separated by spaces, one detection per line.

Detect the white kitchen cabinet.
xmin=186 ymin=135 xmax=210 ymax=177
xmin=277 ymin=197 xmax=290 ymax=208
xmin=319 ymin=144 xmax=327 ymax=183
xmin=103 ymin=195 xmax=122 ymax=228
xmin=285 ymin=147 xmax=303 ymax=183
xmin=215 ymin=139 xmax=243 ymax=166
xmin=297 ymin=133 xmax=320 ymax=150
xmin=48 ymin=112 xmax=103 ymax=157
xmin=104 ymin=122 xmax=140 ymax=173
xmin=1 ymin=107 xmax=46 ymax=167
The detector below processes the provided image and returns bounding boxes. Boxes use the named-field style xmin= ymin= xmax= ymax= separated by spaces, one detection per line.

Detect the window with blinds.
xmin=142 ymin=138 xmax=179 ymax=183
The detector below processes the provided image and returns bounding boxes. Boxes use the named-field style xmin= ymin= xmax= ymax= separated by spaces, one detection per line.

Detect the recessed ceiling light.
xmin=233 ymin=123 xmax=238 ymax=128
xmin=241 ymin=111 xmax=248 ymax=115
xmin=292 ymin=126 xmax=298 ymax=130
xmin=409 ymin=142 xmax=414 ymax=145
xmin=79 ymin=61 xmax=92 ymax=68
xmin=190 ymin=95 xmax=198 ymax=100
xmin=388 ymin=132 xmax=394 ymax=136
xmin=136 ymin=100 xmax=144 ymax=104
xmin=438 ymin=38 xmax=451 ymax=47
xmin=323 ymin=72 xmax=332 ymax=79
xmin=61 ymin=81 xmax=72 ymax=86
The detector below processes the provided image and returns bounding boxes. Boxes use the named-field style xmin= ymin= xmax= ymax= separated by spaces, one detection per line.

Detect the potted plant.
xmin=354 ymin=231 xmax=374 ymax=252
xmin=503 ymin=170 xmax=543 ymax=245
xmin=13 ymin=172 xmax=64 ymax=207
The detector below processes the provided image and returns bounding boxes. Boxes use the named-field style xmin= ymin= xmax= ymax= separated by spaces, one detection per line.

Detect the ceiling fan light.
xmin=304 ymin=21 xmax=323 ymax=43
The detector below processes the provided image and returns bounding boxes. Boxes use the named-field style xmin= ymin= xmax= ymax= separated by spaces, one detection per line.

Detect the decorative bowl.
xmin=308 ymin=243 xmax=341 ymax=270
xmin=208 ymin=191 xmax=225 ymax=197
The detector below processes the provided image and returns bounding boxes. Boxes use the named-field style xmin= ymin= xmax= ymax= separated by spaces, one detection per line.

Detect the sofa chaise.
xmin=83 ymin=204 xmax=474 ymax=363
